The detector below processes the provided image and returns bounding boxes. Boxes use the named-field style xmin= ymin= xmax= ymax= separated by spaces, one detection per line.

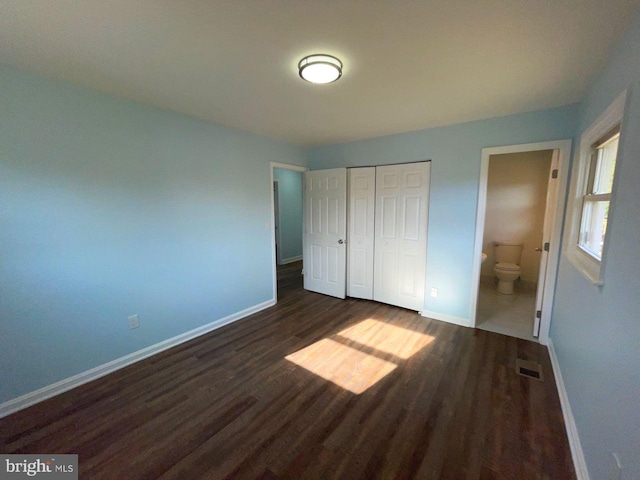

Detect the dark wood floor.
xmin=0 ymin=261 xmax=575 ymax=479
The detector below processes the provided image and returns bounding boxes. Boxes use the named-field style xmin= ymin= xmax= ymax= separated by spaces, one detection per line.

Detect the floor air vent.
xmin=515 ymin=359 xmax=543 ymax=381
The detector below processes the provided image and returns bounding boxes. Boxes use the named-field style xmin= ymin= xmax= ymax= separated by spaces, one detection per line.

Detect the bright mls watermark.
xmin=0 ymin=455 xmax=77 ymax=479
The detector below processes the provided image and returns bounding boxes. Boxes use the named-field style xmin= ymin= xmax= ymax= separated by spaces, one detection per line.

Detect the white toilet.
xmin=493 ymin=242 xmax=523 ymax=295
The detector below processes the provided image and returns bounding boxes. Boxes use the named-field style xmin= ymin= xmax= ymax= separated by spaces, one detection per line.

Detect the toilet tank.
xmin=494 ymin=242 xmax=523 ymax=264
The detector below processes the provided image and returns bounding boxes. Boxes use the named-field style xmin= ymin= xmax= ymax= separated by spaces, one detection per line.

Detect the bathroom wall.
xmin=481 ymin=150 xmax=553 ymax=283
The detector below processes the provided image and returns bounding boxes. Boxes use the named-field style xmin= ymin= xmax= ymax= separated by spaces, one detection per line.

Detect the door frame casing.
xmin=470 ymin=140 xmax=572 ymax=345
xmin=270 ymin=162 xmax=308 ymax=302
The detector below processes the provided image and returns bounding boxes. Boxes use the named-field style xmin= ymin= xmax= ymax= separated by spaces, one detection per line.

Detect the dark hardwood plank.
xmin=0 ymin=261 xmax=576 ymax=479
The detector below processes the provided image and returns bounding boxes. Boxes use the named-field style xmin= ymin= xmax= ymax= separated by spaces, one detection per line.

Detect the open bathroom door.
xmin=303 ymin=168 xmax=347 ymax=299
xmin=533 ymin=150 xmax=560 ymax=337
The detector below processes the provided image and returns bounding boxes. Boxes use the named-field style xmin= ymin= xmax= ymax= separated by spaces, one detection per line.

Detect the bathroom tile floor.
xmin=476 ymin=277 xmax=537 ymax=342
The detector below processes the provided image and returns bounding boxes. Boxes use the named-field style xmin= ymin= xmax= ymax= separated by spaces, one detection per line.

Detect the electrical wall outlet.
xmin=430 ymin=287 xmax=438 ymax=298
xmin=128 ymin=314 xmax=140 ymax=329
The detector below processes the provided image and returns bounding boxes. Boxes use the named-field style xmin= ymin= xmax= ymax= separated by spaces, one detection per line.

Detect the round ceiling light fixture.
xmin=298 ymin=54 xmax=342 ymax=84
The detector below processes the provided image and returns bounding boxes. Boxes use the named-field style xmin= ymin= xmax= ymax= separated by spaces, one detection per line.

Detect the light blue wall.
xmin=273 ymin=168 xmax=303 ymax=263
xmin=309 ymin=105 xmax=579 ymax=321
xmin=0 ymin=65 xmax=307 ymax=403
xmin=551 ymin=12 xmax=640 ymax=480
xmin=4 ymin=13 xmax=639 ymax=473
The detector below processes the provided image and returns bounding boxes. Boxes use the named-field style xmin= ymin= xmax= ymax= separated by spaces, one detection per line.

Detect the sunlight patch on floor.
xmin=337 ymin=318 xmax=434 ymax=359
xmin=285 ymin=318 xmax=434 ymax=394
xmin=285 ymin=338 xmax=397 ymax=394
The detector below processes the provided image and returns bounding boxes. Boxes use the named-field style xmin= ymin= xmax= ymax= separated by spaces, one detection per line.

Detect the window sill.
xmin=564 ymin=248 xmax=604 ymax=287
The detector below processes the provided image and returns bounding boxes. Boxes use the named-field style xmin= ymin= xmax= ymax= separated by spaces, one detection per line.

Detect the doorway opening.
xmin=477 ymin=150 xmax=553 ymax=341
xmin=270 ymin=162 xmax=307 ymax=302
xmin=470 ymin=140 xmax=572 ymax=345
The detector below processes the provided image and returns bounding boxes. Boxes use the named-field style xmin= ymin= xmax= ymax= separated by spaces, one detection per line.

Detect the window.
xmin=564 ymin=91 xmax=625 ymax=285
xmin=578 ymin=127 xmax=619 ymax=260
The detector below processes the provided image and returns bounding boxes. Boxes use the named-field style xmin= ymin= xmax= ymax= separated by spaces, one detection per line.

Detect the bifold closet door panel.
xmin=373 ymin=162 xmax=430 ymax=311
xmin=347 ymin=167 xmax=376 ymax=299
xmin=303 ymin=168 xmax=347 ymax=299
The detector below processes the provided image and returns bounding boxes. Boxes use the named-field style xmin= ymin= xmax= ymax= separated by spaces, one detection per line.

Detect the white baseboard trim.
xmin=0 ymin=298 xmax=276 ymax=419
xmin=547 ymin=340 xmax=590 ymax=480
xmin=420 ymin=310 xmax=471 ymax=328
xmin=280 ymin=255 xmax=302 ymax=265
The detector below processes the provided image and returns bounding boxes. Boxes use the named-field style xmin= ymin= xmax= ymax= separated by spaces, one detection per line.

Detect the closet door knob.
xmin=338 ymin=239 xmax=344 ymax=244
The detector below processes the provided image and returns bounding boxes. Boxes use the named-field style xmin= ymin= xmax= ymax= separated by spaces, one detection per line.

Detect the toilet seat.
xmin=494 ymin=262 xmax=520 ymax=272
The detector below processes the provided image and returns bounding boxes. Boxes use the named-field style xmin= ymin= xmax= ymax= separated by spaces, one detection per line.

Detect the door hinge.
xmin=536 ymin=310 xmax=542 ymax=319
xmin=544 ymin=242 xmax=550 ymax=252
xmin=551 ymin=169 xmax=558 ymax=179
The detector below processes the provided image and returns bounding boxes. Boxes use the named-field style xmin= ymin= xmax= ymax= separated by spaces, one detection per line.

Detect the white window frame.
xmin=564 ymin=91 xmax=626 ymax=286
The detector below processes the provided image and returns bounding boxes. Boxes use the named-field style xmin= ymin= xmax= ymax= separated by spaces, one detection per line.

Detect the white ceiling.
xmin=2 ymin=1 xmax=639 ymax=147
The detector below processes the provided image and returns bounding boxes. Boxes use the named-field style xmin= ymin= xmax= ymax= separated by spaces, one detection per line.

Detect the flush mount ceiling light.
xmin=298 ymin=54 xmax=342 ymax=84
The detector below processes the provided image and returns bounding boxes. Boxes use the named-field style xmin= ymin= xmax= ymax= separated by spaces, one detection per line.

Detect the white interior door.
xmin=533 ymin=150 xmax=560 ymax=337
xmin=373 ymin=162 xmax=430 ymax=311
xmin=347 ymin=167 xmax=376 ymax=299
xmin=303 ymin=168 xmax=347 ymax=299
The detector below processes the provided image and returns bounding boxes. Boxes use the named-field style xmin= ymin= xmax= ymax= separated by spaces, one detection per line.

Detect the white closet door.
xmin=374 ymin=162 xmax=430 ymax=311
xmin=347 ymin=167 xmax=376 ymax=299
xmin=303 ymin=168 xmax=347 ymax=299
